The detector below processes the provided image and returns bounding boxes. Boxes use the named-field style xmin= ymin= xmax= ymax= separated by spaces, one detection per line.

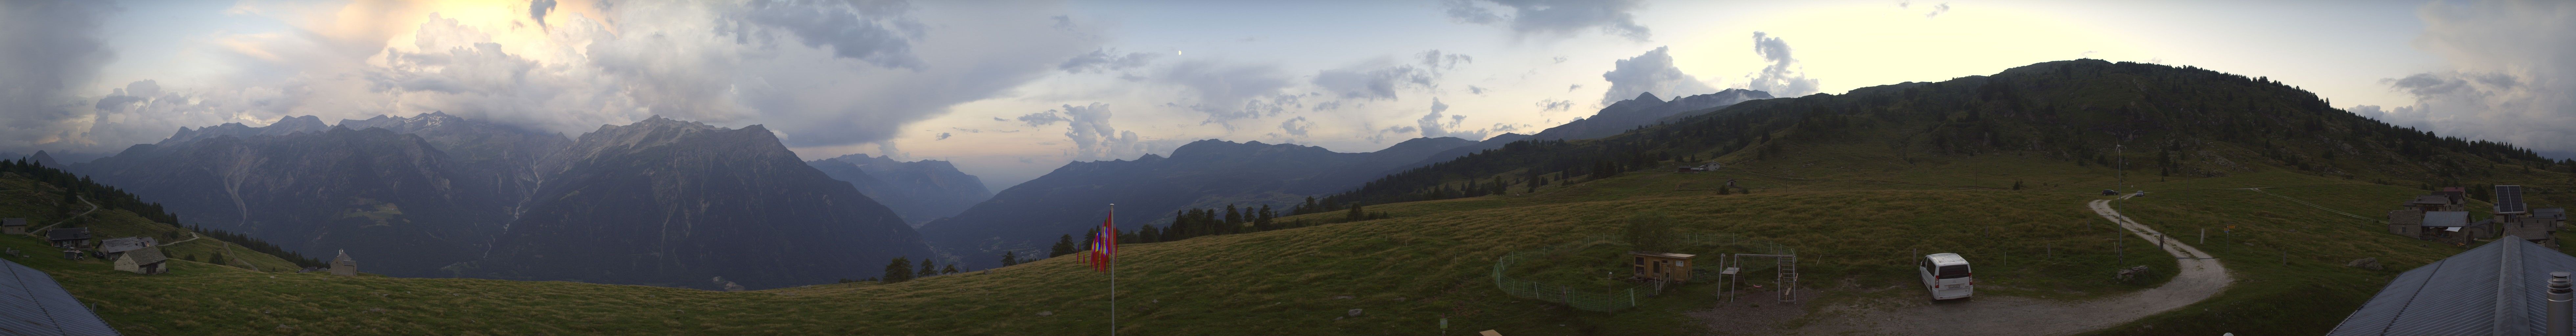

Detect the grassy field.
xmin=7 ymin=142 xmax=2568 ymax=335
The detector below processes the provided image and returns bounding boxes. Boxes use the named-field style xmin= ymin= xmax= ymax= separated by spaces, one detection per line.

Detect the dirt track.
xmin=1782 ymin=196 xmax=2233 ymax=336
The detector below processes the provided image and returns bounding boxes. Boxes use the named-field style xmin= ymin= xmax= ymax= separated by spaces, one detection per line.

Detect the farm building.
xmin=2419 ymin=211 xmax=2479 ymax=244
xmin=1629 ymin=251 xmax=1697 ymax=283
xmin=2328 ymin=236 xmax=2576 ymax=335
xmin=0 ymin=258 xmax=122 ymax=335
xmin=2406 ymin=195 xmax=2462 ymax=212
xmin=2503 ymin=218 xmax=2558 ymax=245
xmin=330 ymin=249 xmax=357 ymax=276
xmin=1 ymin=218 xmax=23 ymax=235
xmin=112 ymin=246 xmax=167 ymax=275
xmin=44 ymin=228 xmax=89 ymax=248
xmin=97 ymin=237 xmax=155 ymax=259
xmin=2385 ymin=210 xmax=2424 ymax=237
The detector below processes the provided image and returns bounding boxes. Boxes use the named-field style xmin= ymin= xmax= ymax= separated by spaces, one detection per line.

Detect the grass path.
xmin=21 ymin=195 xmax=95 ymax=237
xmin=2234 ymin=187 xmax=2387 ymax=223
xmin=1790 ymin=195 xmax=2235 ymax=335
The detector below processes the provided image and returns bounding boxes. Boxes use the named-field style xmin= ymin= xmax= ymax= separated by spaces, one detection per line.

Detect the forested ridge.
xmin=1302 ymin=59 xmax=2573 ymax=212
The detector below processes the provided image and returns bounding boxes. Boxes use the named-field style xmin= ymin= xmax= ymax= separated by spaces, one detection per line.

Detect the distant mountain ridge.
xmin=473 ymin=117 xmax=930 ymax=290
xmin=809 ymin=154 xmax=993 ymax=226
xmin=1529 ymin=89 xmax=1771 ymax=141
xmin=917 ymin=137 xmax=1475 ymax=269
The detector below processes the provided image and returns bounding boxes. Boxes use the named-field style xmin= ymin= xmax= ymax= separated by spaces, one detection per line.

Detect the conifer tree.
xmin=941 ymin=264 xmax=959 ymax=274
xmin=1000 ymin=251 xmax=1019 ymax=266
xmin=1050 ymin=234 xmax=1076 ymax=257
xmin=882 ymin=257 xmax=913 ymax=283
xmin=919 ymin=260 xmax=939 ymax=277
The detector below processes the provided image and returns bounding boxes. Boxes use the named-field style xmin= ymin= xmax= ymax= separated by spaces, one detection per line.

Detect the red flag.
xmin=1089 ymin=211 xmax=1116 ymax=272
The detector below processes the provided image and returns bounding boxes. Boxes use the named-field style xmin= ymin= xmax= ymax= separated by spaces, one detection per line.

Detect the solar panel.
xmin=2494 ymin=185 xmax=2527 ymax=214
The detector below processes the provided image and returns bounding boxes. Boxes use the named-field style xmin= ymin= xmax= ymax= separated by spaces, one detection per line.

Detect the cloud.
xmin=1535 ymin=98 xmax=1573 ymax=112
xmin=0 ymin=1 xmax=118 ymax=150
xmin=2357 ymin=0 xmax=2576 ymax=156
xmin=1924 ymin=3 xmax=1950 ymax=18
xmin=1059 ymin=48 xmax=1162 ymax=73
xmin=1029 ymin=103 xmax=1151 ymax=161
xmin=1314 ymin=50 xmax=1469 ymax=101
xmin=1414 ymin=97 xmax=1488 ymax=140
xmin=991 ymin=116 xmax=1008 ymax=121
xmin=1599 ymin=46 xmax=1714 ymax=105
xmin=935 ymin=132 xmax=951 ymax=140
xmin=1552 ymin=56 xmax=1569 ymax=64
xmin=1368 ymin=125 xmax=1418 ymax=143
xmin=1278 ymin=116 xmax=1314 ymax=136
xmin=1743 ymin=32 xmax=1821 ymax=97
xmin=1154 ymin=60 xmax=1297 ymax=125
xmin=1568 ymin=84 xmax=1583 ymax=92
xmin=1015 ymin=110 xmax=1071 ymax=127
xmin=1441 ymin=0 xmax=1651 ymax=42
xmin=529 ymin=0 xmax=557 ymax=28
xmin=1468 ymin=85 xmax=1488 ymax=94
xmin=733 ymin=0 xmax=927 ymax=70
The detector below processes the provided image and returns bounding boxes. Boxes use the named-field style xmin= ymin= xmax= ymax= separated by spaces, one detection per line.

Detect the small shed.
xmin=330 ymin=249 xmax=357 ymax=276
xmin=1 ymin=218 xmax=24 ymax=235
xmin=1629 ymin=251 xmax=1697 ymax=283
xmin=113 ymin=247 xmax=168 ymax=275
xmin=2387 ymin=210 xmax=2425 ymax=237
xmin=44 ymin=228 xmax=89 ymax=248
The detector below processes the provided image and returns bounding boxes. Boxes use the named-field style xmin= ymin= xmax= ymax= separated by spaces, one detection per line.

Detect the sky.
xmin=1 ymin=0 xmax=2568 ymax=191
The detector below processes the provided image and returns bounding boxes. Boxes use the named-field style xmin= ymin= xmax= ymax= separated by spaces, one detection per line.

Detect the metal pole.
xmin=1109 ymin=203 xmax=1116 ymax=336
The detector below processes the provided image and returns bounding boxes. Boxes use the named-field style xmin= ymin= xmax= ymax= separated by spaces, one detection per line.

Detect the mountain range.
xmin=917 ymin=136 xmax=1476 ymax=269
xmin=74 ymin=113 xmax=943 ymax=289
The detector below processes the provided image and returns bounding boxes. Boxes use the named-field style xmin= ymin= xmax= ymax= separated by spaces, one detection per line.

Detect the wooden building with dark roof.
xmin=44 ymin=228 xmax=89 ymax=249
xmin=0 ymin=218 xmax=24 ymax=235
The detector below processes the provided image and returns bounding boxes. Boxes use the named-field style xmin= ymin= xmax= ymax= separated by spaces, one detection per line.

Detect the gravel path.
xmin=1783 ymin=196 xmax=2233 ymax=336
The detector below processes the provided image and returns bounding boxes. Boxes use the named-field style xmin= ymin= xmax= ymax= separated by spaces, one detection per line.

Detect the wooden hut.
xmin=2421 ymin=211 xmax=2474 ymax=244
xmin=113 ymin=247 xmax=168 ymax=275
xmin=1629 ymin=251 xmax=1697 ymax=283
xmin=2504 ymin=217 xmax=2558 ymax=246
xmin=1 ymin=218 xmax=24 ymax=235
xmin=99 ymin=237 xmax=155 ymax=259
xmin=2387 ymin=210 xmax=2425 ymax=237
xmin=45 ymin=228 xmax=89 ymax=248
xmin=330 ymin=249 xmax=357 ymax=276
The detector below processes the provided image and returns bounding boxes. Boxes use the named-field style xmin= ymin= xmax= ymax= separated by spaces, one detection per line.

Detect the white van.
xmin=1919 ymin=253 xmax=1973 ymax=301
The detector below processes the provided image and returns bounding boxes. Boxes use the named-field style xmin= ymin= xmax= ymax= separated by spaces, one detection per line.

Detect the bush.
xmin=1624 ymin=212 xmax=1676 ymax=252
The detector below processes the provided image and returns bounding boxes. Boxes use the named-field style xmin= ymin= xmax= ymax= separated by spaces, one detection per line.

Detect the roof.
xmin=2537 ymin=208 xmax=2566 ymax=221
xmin=42 ymin=228 xmax=86 ymax=241
xmin=2388 ymin=210 xmax=2425 ymax=225
xmin=1628 ymin=251 xmax=1697 ymax=259
xmin=2328 ymin=236 xmax=2576 ymax=336
xmin=2422 ymin=211 xmax=2472 ymax=227
xmin=2503 ymin=219 xmax=2554 ymax=242
xmin=2410 ymin=195 xmax=2455 ymax=205
xmin=97 ymin=238 xmax=153 ymax=254
xmin=0 ymin=218 xmax=22 ymax=227
xmin=0 ymin=258 xmax=122 ymax=336
xmin=121 ymin=247 xmax=165 ymax=265
xmin=1925 ymin=253 xmax=1969 ymax=265
xmin=333 ymin=249 xmax=355 ymax=264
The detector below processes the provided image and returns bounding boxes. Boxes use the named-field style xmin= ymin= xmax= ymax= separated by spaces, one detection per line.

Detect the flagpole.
xmin=1109 ymin=203 xmax=1117 ymax=336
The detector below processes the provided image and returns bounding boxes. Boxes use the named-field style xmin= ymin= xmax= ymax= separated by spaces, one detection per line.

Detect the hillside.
xmin=0 ymin=159 xmax=310 ymax=273
xmin=810 ymin=154 xmax=994 ymax=225
xmin=29 ymin=59 xmax=2576 ymax=335
xmin=1316 ymin=59 xmax=2573 ymax=212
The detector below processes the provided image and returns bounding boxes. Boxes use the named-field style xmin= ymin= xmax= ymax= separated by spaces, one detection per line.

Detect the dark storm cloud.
xmin=1441 ymin=0 xmax=1650 ymax=42
xmin=2359 ymin=0 xmax=2576 ymax=156
xmin=530 ymin=0 xmax=556 ymax=27
xmin=0 ymin=0 xmax=117 ymax=149
xmin=1155 ymin=59 xmax=1297 ymax=125
xmin=733 ymin=0 xmax=927 ymax=70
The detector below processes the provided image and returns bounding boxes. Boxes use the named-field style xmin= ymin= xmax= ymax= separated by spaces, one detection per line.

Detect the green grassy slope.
xmin=0 ymin=175 xmax=302 ymax=272
xmin=29 ymin=145 xmax=2555 ymax=335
